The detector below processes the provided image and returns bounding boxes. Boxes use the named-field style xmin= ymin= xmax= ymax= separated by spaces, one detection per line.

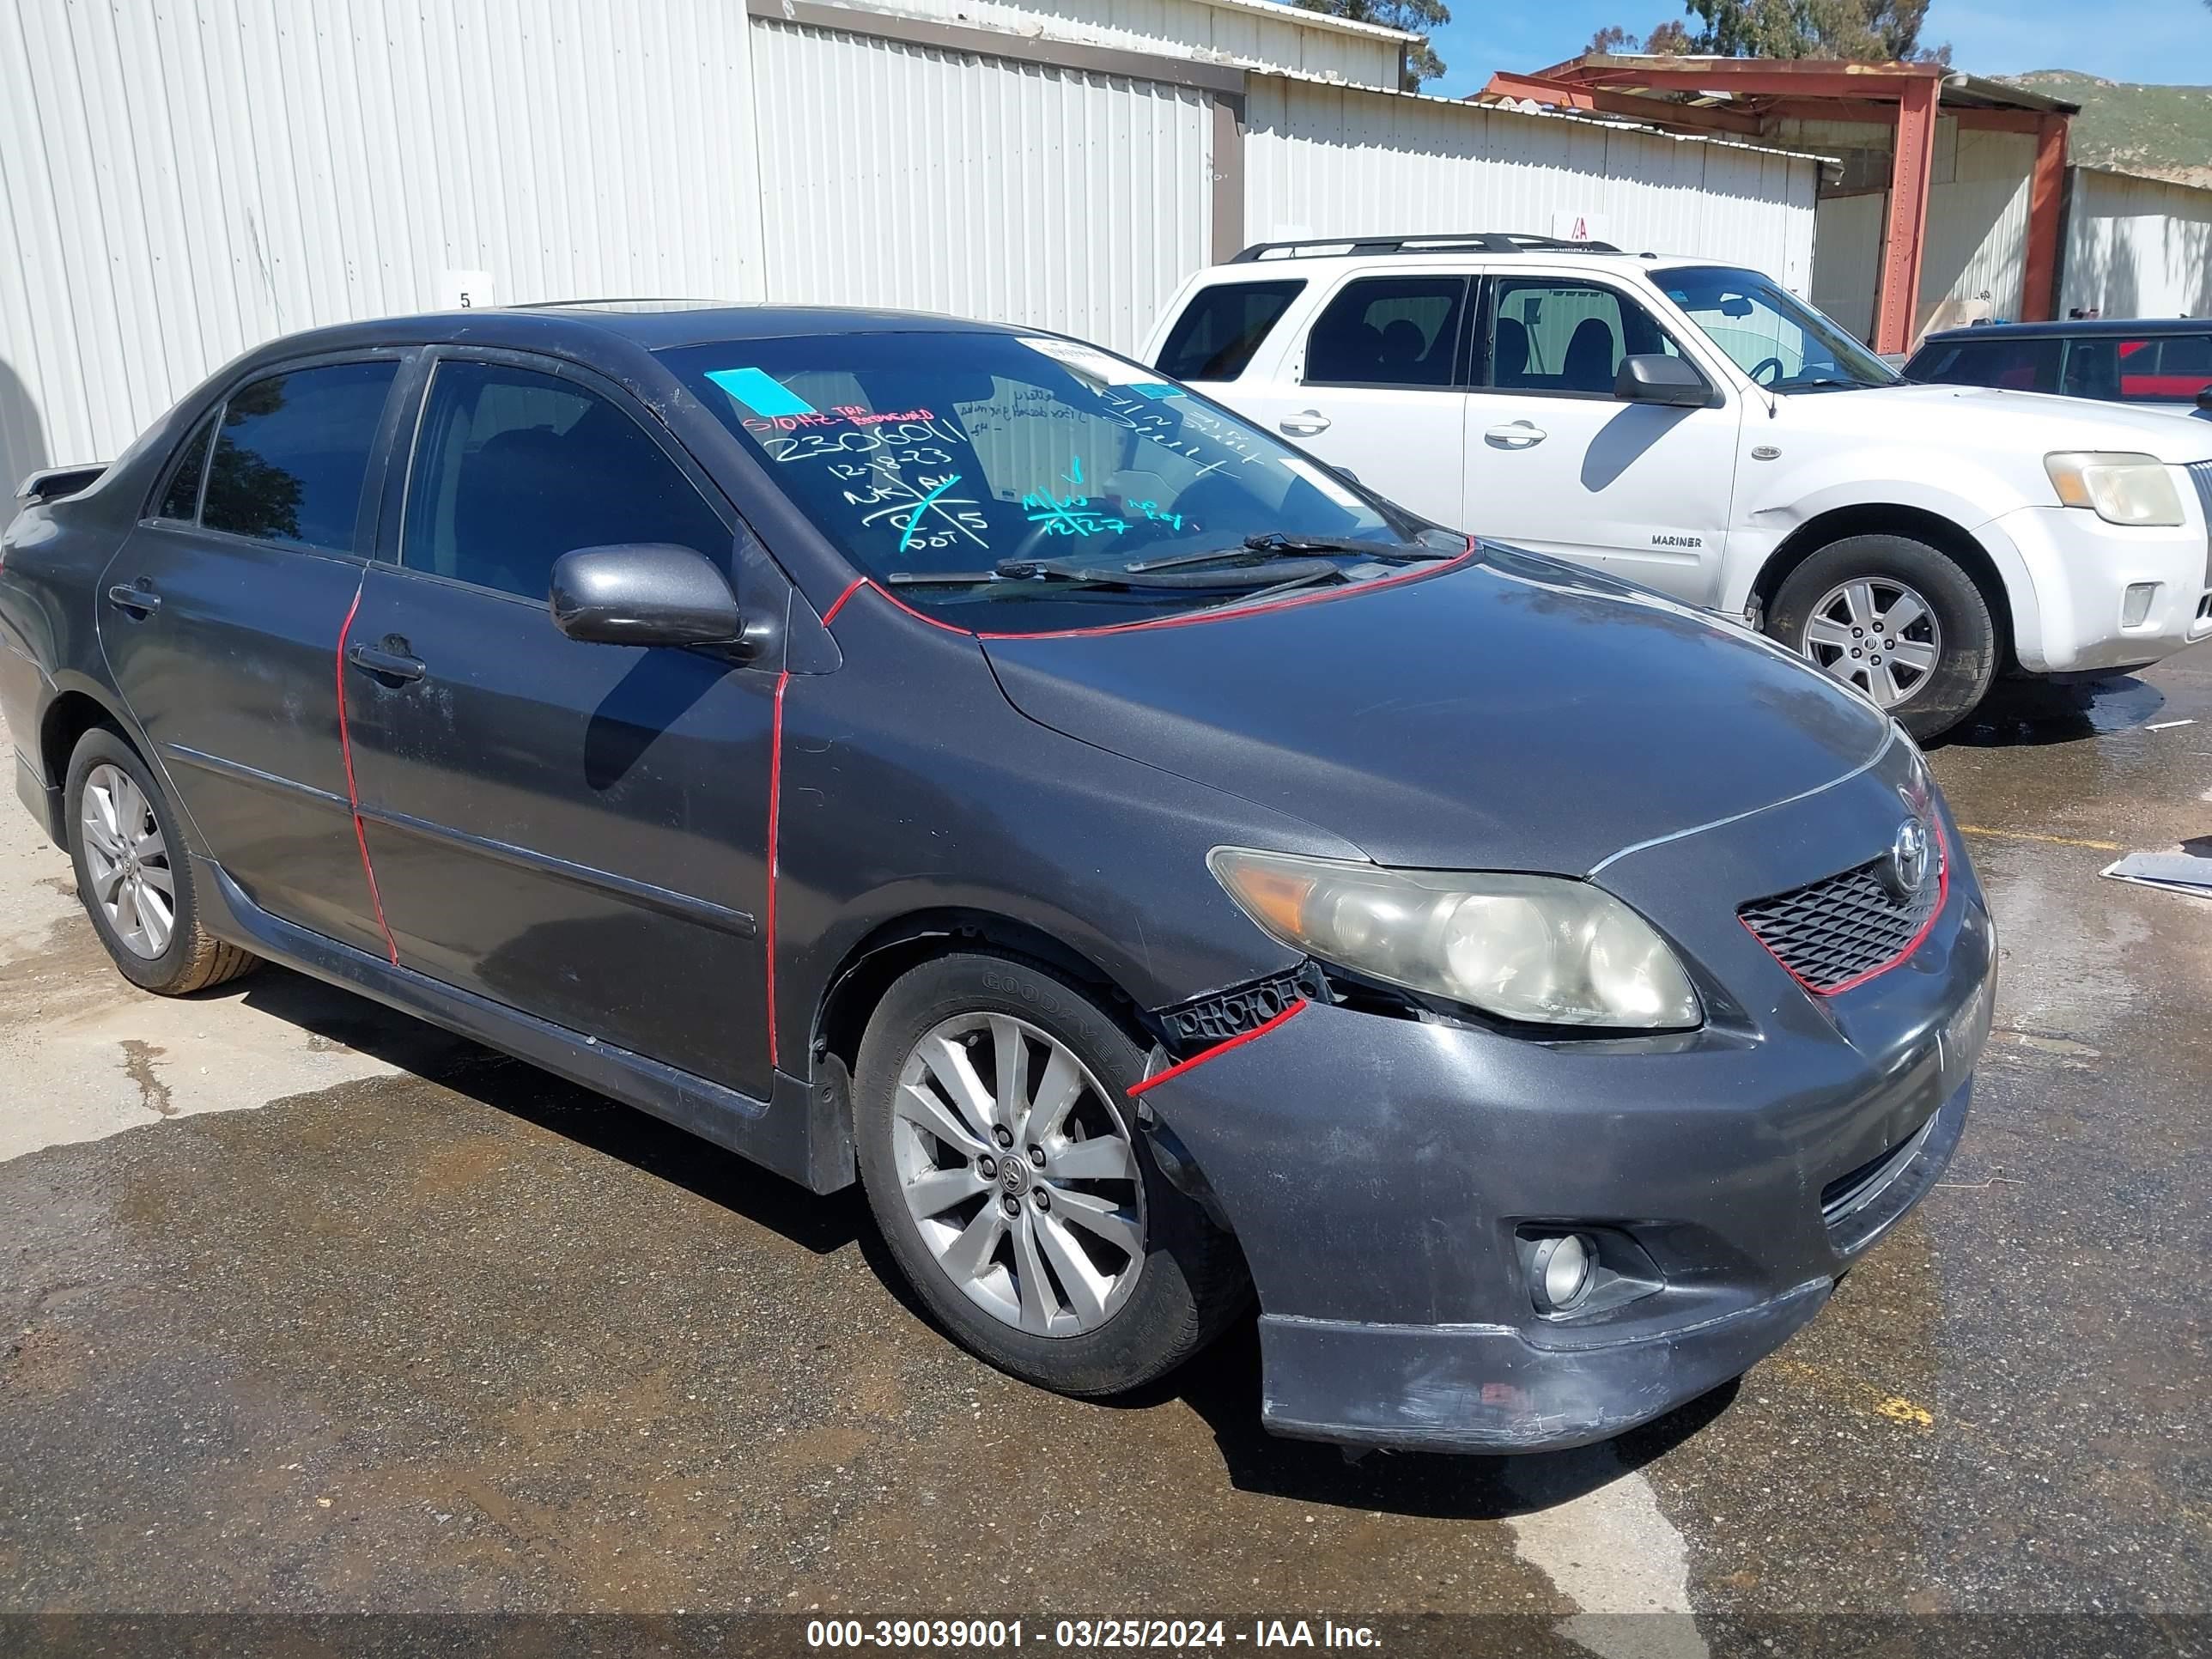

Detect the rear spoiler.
xmin=15 ymin=463 xmax=106 ymax=506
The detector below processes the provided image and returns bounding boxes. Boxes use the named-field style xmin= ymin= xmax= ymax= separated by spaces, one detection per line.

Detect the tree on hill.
xmin=1293 ymin=0 xmax=1449 ymax=88
xmin=1589 ymin=0 xmax=1948 ymax=64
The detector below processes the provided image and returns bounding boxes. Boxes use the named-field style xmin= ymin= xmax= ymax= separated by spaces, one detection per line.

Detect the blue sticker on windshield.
xmin=1128 ymin=382 xmax=1185 ymax=400
xmin=706 ymin=367 xmax=817 ymax=418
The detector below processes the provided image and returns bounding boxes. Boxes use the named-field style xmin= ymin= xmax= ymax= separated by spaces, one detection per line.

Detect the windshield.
xmin=660 ymin=331 xmax=1439 ymax=630
xmin=1655 ymin=266 xmax=1896 ymax=393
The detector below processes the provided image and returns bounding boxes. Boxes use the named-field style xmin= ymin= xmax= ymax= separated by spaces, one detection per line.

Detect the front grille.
xmin=1739 ymin=842 xmax=1943 ymax=994
xmin=2190 ymin=460 xmax=2212 ymax=587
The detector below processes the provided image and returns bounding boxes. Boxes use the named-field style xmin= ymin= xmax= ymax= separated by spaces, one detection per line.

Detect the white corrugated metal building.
xmin=0 ymin=0 xmax=1824 ymax=491
xmin=2061 ymin=167 xmax=2212 ymax=321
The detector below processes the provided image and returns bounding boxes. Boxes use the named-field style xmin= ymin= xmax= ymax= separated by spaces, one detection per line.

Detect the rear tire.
xmin=854 ymin=951 xmax=1249 ymax=1396
xmin=1766 ymin=534 xmax=1997 ymax=742
xmin=64 ymin=727 xmax=259 ymax=996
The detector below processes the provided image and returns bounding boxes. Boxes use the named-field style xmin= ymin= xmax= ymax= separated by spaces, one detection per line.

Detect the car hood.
xmin=981 ymin=547 xmax=1892 ymax=874
xmin=1823 ymin=382 xmax=2212 ymax=464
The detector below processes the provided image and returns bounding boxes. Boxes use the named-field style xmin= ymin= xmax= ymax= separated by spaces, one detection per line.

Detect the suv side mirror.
xmin=549 ymin=544 xmax=743 ymax=647
xmin=2197 ymin=386 xmax=2212 ymax=414
xmin=1615 ymin=355 xmax=1717 ymax=409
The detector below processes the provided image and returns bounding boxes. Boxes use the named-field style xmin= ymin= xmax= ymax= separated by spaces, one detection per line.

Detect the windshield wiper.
xmin=1125 ymin=532 xmax=1451 ymax=574
xmin=1775 ymin=374 xmax=1875 ymax=392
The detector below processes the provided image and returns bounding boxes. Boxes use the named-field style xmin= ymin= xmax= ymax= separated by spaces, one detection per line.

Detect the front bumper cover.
xmin=1140 ymin=739 xmax=1995 ymax=1453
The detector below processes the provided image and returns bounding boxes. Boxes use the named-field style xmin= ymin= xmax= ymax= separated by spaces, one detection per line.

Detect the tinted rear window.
xmin=203 ymin=361 xmax=398 ymax=550
xmin=1154 ymin=281 xmax=1304 ymax=382
xmin=1905 ymin=335 xmax=2062 ymax=394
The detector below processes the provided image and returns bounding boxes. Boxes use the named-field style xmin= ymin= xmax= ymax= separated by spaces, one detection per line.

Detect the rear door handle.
xmin=346 ymin=642 xmax=426 ymax=684
xmin=1484 ymin=422 xmax=1547 ymax=448
xmin=1278 ymin=411 xmax=1332 ymax=436
xmin=106 ymin=581 xmax=160 ymax=616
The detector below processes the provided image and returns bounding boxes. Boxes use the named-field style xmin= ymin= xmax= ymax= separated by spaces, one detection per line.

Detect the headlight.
xmin=1208 ymin=848 xmax=1701 ymax=1030
xmin=2044 ymin=452 xmax=2185 ymax=526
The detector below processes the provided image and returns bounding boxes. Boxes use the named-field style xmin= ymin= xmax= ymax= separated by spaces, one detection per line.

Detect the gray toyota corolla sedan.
xmin=0 ymin=303 xmax=1994 ymax=1452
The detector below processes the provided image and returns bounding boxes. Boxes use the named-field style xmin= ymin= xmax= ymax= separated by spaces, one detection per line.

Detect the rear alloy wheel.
xmin=1766 ymin=533 xmax=1998 ymax=742
xmin=854 ymin=952 xmax=1249 ymax=1396
xmin=64 ymin=726 xmax=259 ymax=995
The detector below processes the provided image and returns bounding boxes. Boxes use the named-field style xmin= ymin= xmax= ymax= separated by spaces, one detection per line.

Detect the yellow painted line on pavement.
xmin=1957 ymin=825 xmax=2122 ymax=852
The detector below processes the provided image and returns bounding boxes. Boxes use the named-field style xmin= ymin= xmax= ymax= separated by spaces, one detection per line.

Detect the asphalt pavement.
xmin=1 ymin=648 xmax=2207 ymax=1658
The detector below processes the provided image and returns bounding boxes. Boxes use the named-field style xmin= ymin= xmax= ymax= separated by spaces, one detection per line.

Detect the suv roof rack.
xmin=1230 ymin=232 xmax=1623 ymax=263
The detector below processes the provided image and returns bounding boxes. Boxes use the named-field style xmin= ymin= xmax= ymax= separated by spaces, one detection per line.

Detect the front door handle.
xmin=346 ymin=641 xmax=426 ymax=684
xmin=1278 ymin=410 xmax=1332 ymax=436
xmin=1484 ymin=421 xmax=1547 ymax=448
xmin=106 ymin=581 xmax=161 ymax=617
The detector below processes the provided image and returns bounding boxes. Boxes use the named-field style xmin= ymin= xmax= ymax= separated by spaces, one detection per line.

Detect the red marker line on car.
xmin=334 ymin=586 xmax=400 ymax=968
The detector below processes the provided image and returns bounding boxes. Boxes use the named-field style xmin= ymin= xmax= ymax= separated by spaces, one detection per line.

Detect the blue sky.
xmin=1422 ymin=0 xmax=2212 ymax=97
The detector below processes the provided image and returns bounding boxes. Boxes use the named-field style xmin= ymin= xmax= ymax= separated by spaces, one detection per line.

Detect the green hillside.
xmin=2002 ymin=71 xmax=2212 ymax=189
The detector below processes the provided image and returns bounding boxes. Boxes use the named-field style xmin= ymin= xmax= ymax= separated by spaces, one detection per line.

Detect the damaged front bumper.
xmin=1138 ymin=757 xmax=1996 ymax=1455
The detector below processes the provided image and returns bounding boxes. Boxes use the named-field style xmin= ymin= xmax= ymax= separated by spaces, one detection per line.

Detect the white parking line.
xmin=1505 ymin=1446 xmax=1709 ymax=1659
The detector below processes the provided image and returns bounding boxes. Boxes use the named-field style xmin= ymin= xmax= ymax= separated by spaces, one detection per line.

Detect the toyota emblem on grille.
xmin=1884 ymin=817 xmax=1932 ymax=901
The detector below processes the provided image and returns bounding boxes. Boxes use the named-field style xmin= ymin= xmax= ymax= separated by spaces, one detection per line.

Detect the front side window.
xmin=400 ymin=361 xmax=729 ymax=601
xmin=202 ymin=361 xmax=399 ymax=549
xmin=1304 ymin=277 xmax=1468 ymax=389
xmin=1905 ymin=336 xmax=2062 ymax=393
xmin=1155 ymin=281 xmax=1304 ymax=383
xmin=1656 ymin=266 xmax=1893 ymax=392
xmin=152 ymin=416 xmax=214 ymax=521
xmin=660 ymin=331 xmax=1442 ymax=634
xmin=1486 ymin=279 xmax=1681 ymax=396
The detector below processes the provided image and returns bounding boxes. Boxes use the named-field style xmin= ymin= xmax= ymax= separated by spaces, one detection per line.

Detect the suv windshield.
xmin=1656 ymin=265 xmax=1895 ymax=393
xmin=660 ymin=332 xmax=1441 ymax=629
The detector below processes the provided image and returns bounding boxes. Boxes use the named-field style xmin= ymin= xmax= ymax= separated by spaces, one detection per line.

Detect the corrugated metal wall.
xmin=750 ymin=19 xmax=1214 ymax=355
xmin=0 ymin=0 xmax=767 ymax=488
xmin=2062 ymin=167 xmax=2212 ymax=320
xmin=787 ymin=0 xmax=1401 ymax=88
xmin=1810 ymin=192 xmax=1884 ymax=344
xmin=1246 ymin=80 xmax=1820 ymax=294
xmin=1919 ymin=125 xmax=2033 ymax=334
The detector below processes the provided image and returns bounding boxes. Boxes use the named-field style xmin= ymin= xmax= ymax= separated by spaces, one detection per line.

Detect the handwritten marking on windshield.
xmin=898 ymin=475 xmax=965 ymax=552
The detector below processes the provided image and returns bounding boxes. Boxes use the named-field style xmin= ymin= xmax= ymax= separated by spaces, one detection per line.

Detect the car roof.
xmin=1915 ymin=317 xmax=2211 ymax=346
xmin=228 ymin=301 xmax=1030 ymax=364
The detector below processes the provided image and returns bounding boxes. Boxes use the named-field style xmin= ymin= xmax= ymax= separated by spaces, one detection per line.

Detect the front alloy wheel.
xmin=1802 ymin=576 xmax=1942 ymax=709
xmin=854 ymin=951 xmax=1249 ymax=1396
xmin=893 ymin=1012 xmax=1145 ymax=1335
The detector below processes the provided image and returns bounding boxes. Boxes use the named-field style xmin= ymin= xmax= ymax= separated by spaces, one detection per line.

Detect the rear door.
xmin=97 ymin=354 xmax=408 ymax=957
xmin=1461 ymin=271 xmax=1741 ymax=604
xmin=1218 ymin=271 xmax=1472 ymax=530
xmin=340 ymin=350 xmax=784 ymax=1097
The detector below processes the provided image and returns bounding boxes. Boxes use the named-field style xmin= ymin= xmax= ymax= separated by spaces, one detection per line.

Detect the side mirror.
xmin=1615 ymin=354 xmax=1717 ymax=409
xmin=549 ymin=544 xmax=743 ymax=647
xmin=2197 ymin=386 xmax=2212 ymax=414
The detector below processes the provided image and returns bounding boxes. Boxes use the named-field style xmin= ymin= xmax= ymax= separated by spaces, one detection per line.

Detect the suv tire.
xmin=854 ymin=951 xmax=1249 ymax=1395
xmin=64 ymin=726 xmax=260 ymax=995
xmin=1766 ymin=533 xmax=1998 ymax=742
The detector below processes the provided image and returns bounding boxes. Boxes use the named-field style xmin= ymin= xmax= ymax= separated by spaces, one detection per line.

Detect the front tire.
xmin=854 ymin=951 xmax=1249 ymax=1396
xmin=64 ymin=726 xmax=259 ymax=995
xmin=1766 ymin=534 xmax=1997 ymax=742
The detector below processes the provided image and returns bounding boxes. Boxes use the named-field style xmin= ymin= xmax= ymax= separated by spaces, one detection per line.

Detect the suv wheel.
xmin=854 ymin=951 xmax=1249 ymax=1395
xmin=64 ymin=727 xmax=259 ymax=995
xmin=1766 ymin=533 xmax=1998 ymax=741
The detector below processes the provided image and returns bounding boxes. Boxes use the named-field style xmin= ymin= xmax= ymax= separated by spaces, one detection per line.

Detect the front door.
xmin=1462 ymin=274 xmax=1741 ymax=605
xmin=341 ymin=354 xmax=783 ymax=1097
xmin=1232 ymin=273 xmax=1471 ymax=531
xmin=98 ymin=356 xmax=405 ymax=957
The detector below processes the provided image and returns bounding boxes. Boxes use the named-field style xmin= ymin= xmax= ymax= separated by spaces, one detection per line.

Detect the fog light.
xmin=2122 ymin=583 xmax=2157 ymax=627
xmin=1530 ymin=1233 xmax=1595 ymax=1315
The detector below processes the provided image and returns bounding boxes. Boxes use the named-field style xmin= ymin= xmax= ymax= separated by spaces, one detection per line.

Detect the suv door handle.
xmin=106 ymin=581 xmax=161 ymax=617
xmin=346 ymin=642 xmax=426 ymax=684
xmin=1484 ymin=422 xmax=1547 ymax=448
xmin=1278 ymin=411 xmax=1332 ymax=436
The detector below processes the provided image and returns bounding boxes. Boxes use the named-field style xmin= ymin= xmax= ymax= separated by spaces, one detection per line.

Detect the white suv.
xmin=1141 ymin=234 xmax=2212 ymax=739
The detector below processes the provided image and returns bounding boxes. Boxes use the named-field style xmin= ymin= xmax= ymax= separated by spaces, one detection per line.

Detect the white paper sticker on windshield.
xmin=1019 ymin=336 xmax=1153 ymax=387
xmin=1280 ymin=455 xmax=1366 ymax=510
